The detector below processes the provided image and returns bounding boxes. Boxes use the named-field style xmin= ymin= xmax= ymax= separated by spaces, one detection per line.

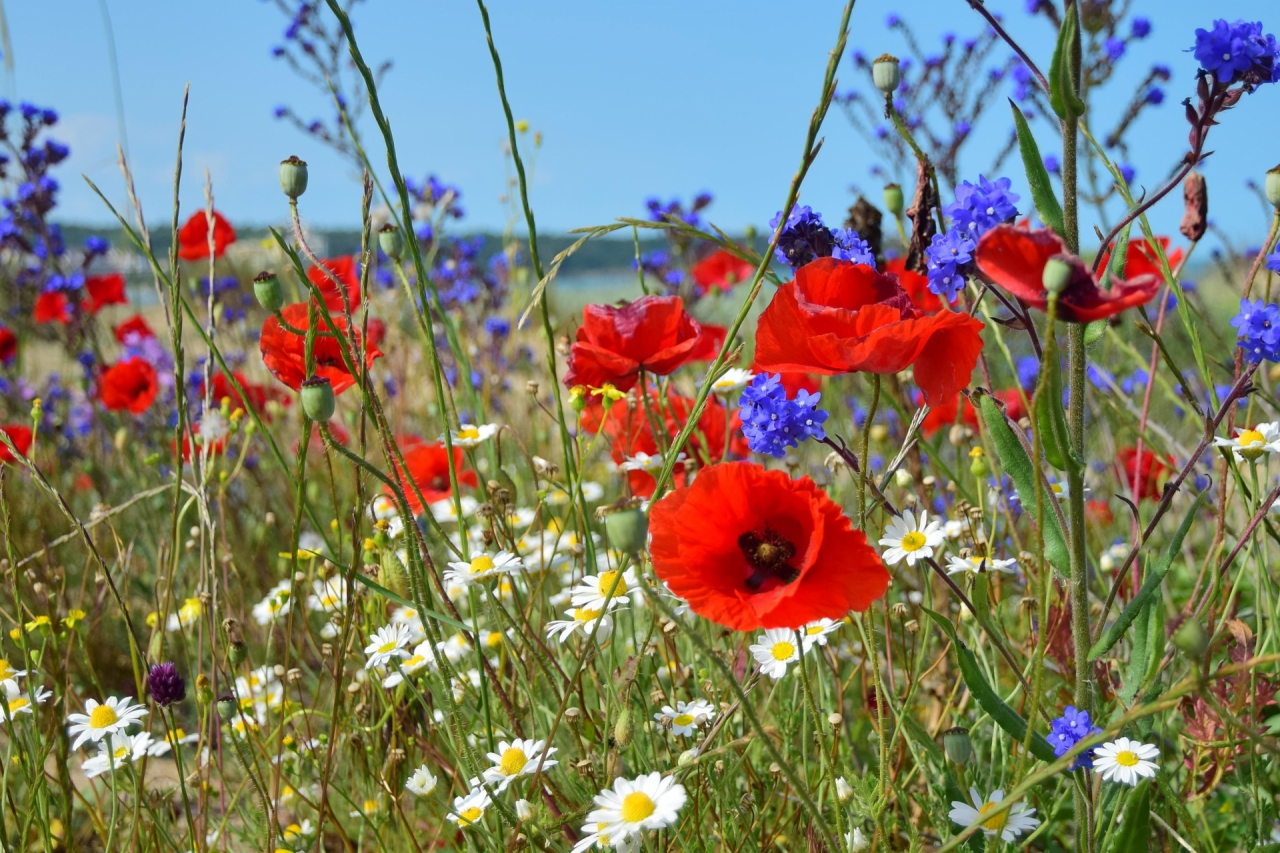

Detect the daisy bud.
xmin=280 ymin=155 xmax=309 ymax=199
xmin=378 ymin=223 xmax=404 ymax=260
xmin=603 ymin=504 xmax=648 ymax=556
xmin=894 ymin=468 xmax=913 ymax=487
xmin=1266 ymin=165 xmax=1280 ymax=210
xmin=515 ymin=799 xmax=533 ymax=821
xmin=253 ymin=271 xmax=284 ymax=313
xmin=1018 ymin=596 xmax=1039 ymax=616
xmin=942 ymin=726 xmax=973 ymax=765
xmin=969 ymin=446 xmax=989 ymax=477
xmin=301 ymin=376 xmax=336 ymax=423
xmin=613 ymin=707 xmax=634 ymax=749
xmin=564 ymin=707 xmax=581 ymax=726
xmin=195 ymin=674 xmax=212 ymax=706
xmin=835 ymin=776 xmax=853 ymax=802
xmin=1173 ymin=619 xmax=1209 ymax=659
xmin=872 ymin=53 xmax=901 ymax=95
xmin=883 ymin=183 xmax=904 ymax=216
xmin=677 ymin=748 xmax=699 ymax=767
xmin=1042 ymin=255 xmax=1073 ymax=296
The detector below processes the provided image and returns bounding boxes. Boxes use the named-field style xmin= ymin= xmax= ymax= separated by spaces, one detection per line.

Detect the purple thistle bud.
xmin=148 ymin=662 xmax=186 ymax=708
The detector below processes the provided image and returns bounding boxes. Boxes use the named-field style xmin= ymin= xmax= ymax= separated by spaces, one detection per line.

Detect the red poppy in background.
xmin=975 ymin=226 xmax=1160 ymax=323
xmin=728 ymin=411 xmax=751 ymax=458
xmin=33 ymin=292 xmax=70 ymax=325
xmin=563 ymin=295 xmax=703 ymax=393
xmin=389 ymin=440 xmax=478 ymax=514
xmin=885 ymin=255 xmax=943 ymax=314
xmin=650 ymin=461 xmax=889 ymax=631
xmin=600 ymin=392 xmax=726 ymax=497
xmin=994 ymin=387 xmax=1029 ymax=423
xmin=691 ymin=249 xmax=755 ymax=293
xmin=1117 ymin=445 xmax=1172 ymax=502
xmin=754 ymin=258 xmax=984 ymax=406
xmin=259 ymin=303 xmax=382 ymax=395
xmin=205 ymin=371 xmax=290 ymax=416
xmin=177 ymin=210 xmax=236 ymax=261
xmin=100 ymin=357 xmax=159 ymax=414
xmin=1098 ymin=236 xmax=1183 ymax=282
xmin=114 ymin=314 xmax=155 ymax=344
xmin=1086 ymin=499 xmax=1114 ymax=527
xmin=366 ymin=317 xmax=387 ymax=350
xmin=307 ymin=256 xmax=362 ymax=311
xmin=83 ymin=273 xmax=127 ymax=314
xmin=749 ymin=358 xmax=820 ymax=397
xmin=917 ymin=390 xmax=979 ymax=437
xmin=0 ymin=327 xmax=15 ymax=365
xmin=0 ymin=425 xmax=32 ymax=464
xmin=688 ymin=324 xmax=727 ymax=362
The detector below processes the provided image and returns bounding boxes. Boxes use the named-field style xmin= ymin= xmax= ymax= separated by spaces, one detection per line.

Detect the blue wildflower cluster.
xmin=770 ymin=206 xmax=874 ymax=270
xmin=633 ymin=250 xmax=684 ymax=292
xmin=1048 ymin=706 xmax=1102 ymax=770
xmin=924 ymin=175 xmax=1019 ymax=303
xmin=646 ymin=194 xmax=712 ymax=229
xmin=1231 ymin=298 xmax=1280 ymax=363
xmin=1193 ymin=19 xmax=1280 ymax=89
xmin=738 ymin=374 xmax=829 ymax=458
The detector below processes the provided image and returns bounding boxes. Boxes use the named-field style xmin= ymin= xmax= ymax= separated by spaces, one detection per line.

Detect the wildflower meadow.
xmin=5 ymin=0 xmax=1280 ymax=850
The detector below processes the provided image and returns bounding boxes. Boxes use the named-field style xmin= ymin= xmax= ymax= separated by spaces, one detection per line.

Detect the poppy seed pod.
xmin=603 ymin=503 xmax=648 ymax=555
xmin=378 ymin=224 xmax=404 ymax=260
xmin=227 ymin=639 xmax=248 ymax=667
xmin=883 ymin=183 xmax=904 ymax=216
xmin=300 ymin=376 xmax=336 ymax=423
xmin=253 ymin=271 xmax=284 ymax=313
xmin=942 ymin=726 xmax=974 ymax=765
xmin=216 ymin=695 xmax=237 ymax=722
xmin=280 ymin=155 xmax=309 ymax=199
xmin=872 ymin=54 xmax=901 ymax=95
xmin=1042 ymin=255 xmax=1074 ymax=295
xmin=1266 ymin=165 xmax=1280 ymax=209
xmin=1174 ymin=619 xmax=1209 ymax=659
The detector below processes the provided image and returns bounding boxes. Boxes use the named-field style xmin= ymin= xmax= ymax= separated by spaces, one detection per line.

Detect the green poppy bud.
xmin=604 ymin=505 xmax=648 ymax=556
xmin=883 ymin=183 xmax=904 ymax=216
xmin=1266 ymin=165 xmax=1280 ymax=210
xmin=280 ymin=155 xmax=309 ymax=200
xmin=1042 ymin=255 xmax=1073 ymax=296
xmin=613 ymin=707 xmax=633 ymax=749
xmin=942 ymin=726 xmax=973 ymax=765
xmin=378 ymin=224 xmax=404 ymax=260
xmin=1174 ymin=620 xmax=1209 ymax=659
xmin=301 ymin=376 xmax=336 ymax=423
xmin=216 ymin=695 xmax=237 ymax=722
xmin=872 ymin=54 xmax=901 ymax=95
xmin=227 ymin=640 xmax=248 ymax=667
xmin=253 ymin=271 xmax=284 ymax=313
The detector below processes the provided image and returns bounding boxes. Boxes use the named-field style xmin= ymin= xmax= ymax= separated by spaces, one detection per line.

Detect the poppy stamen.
xmin=738 ymin=527 xmax=799 ymax=591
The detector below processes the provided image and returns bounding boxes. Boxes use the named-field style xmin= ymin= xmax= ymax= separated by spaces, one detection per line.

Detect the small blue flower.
xmin=946 ymin=175 xmax=1021 ymax=239
xmin=1266 ymin=250 xmax=1280 ymax=274
xmin=1043 ymin=154 xmax=1061 ymax=175
xmin=1119 ymin=163 xmax=1136 ymax=185
xmin=1132 ymin=17 xmax=1152 ymax=39
xmin=1145 ymin=87 xmax=1165 ymax=105
xmin=1193 ymin=19 xmax=1280 ymax=87
xmin=738 ymin=374 xmax=829 ymax=458
xmin=1231 ymin=297 xmax=1280 ymax=362
xmin=1104 ymin=37 xmax=1126 ymax=62
xmin=924 ymin=228 xmax=976 ymax=303
xmin=1049 ymin=706 xmax=1102 ymax=770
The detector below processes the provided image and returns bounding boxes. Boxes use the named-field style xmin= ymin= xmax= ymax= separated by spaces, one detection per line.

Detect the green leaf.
xmin=1083 ymin=319 xmax=1108 ymax=349
xmin=978 ymin=393 xmax=1070 ymax=574
xmin=1106 ymin=223 xmax=1132 ymax=289
xmin=923 ymin=609 xmax=1057 ymax=763
xmin=351 ymin=572 xmax=470 ymax=631
xmin=1034 ymin=350 xmax=1078 ymax=472
xmin=1108 ymin=781 xmax=1151 ymax=853
xmin=1047 ymin=2 xmax=1085 ymax=119
xmin=1010 ymin=101 xmax=1064 ymax=236
xmin=1089 ymin=492 xmax=1206 ymax=660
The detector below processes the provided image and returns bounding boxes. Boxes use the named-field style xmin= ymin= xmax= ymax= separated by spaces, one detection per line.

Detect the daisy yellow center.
xmin=499 ymin=747 xmax=529 ymax=776
xmin=180 ymin=599 xmax=200 ymax=621
xmin=88 ymin=704 xmax=119 ymax=729
xmin=1115 ymin=750 xmax=1139 ymax=767
xmin=977 ymin=801 xmax=1007 ymax=832
xmin=673 ymin=713 xmax=695 ymax=726
xmin=112 ymin=746 xmax=130 ymax=760
xmin=598 ymin=570 xmax=627 ymax=597
xmin=459 ymin=427 xmax=481 ymax=440
xmin=771 ymin=641 xmax=796 ymax=661
xmin=806 ymin=625 xmax=826 ymax=635
xmin=0 ymin=660 xmax=13 ymax=679
xmin=8 ymin=698 xmax=28 ymax=713
xmin=363 ymin=800 xmax=377 ymax=813
xmin=404 ymin=654 xmax=426 ymax=668
xmin=284 ymin=825 xmax=302 ymax=840
xmin=378 ymin=640 xmax=399 ymax=654
xmin=1050 ymin=483 xmax=1064 ymax=494
xmin=1240 ymin=429 xmax=1265 ymax=446
xmin=320 ymin=595 xmax=338 ymax=608
xmin=458 ymin=806 xmax=484 ymax=825
xmin=620 ymin=791 xmax=656 ymax=823
xmin=573 ymin=607 xmax=602 ymax=622
xmin=900 ymin=531 xmax=927 ymax=552
xmin=486 ymin=633 xmax=503 ymax=648
xmin=469 ymin=555 xmax=495 ymax=574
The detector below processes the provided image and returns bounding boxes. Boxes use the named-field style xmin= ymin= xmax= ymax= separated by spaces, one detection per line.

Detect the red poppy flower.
xmin=917 ymin=390 xmax=979 ymax=437
xmin=100 ymin=357 xmax=159 ymax=414
xmin=650 ymin=461 xmax=889 ymax=631
xmin=307 ymin=256 xmax=362 ymax=311
xmin=1086 ymin=499 xmax=1114 ymax=527
xmin=0 ymin=425 xmax=32 ymax=464
xmin=688 ymin=324 xmax=727 ymax=362
xmin=388 ymin=440 xmax=478 ymax=514
xmin=754 ymin=258 xmax=985 ymax=407
xmin=114 ymin=314 xmax=155 ymax=344
xmin=749 ymin=358 xmax=820 ymax=396
xmin=366 ymin=317 xmax=387 ymax=350
xmin=1098 ymin=236 xmax=1183 ymax=282
xmin=602 ymin=393 xmax=726 ymax=497
xmin=885 ymin=256 xmax=943 ymax=314
xmin=205 ymin=371 xmax=290 ymax=416
xmin=974 ymin=226 xmax=1160 ymax=323
xmin=728 ymin=411 xmax=751 ymax=458
xmin=83 ymin=273 xmax=127 ymax=314
xmin=1116 ymin=445 xmax=1171 ymax=502
xmin=259 ymin=303 xmax=382 ymax=395
xmin=33 ymin=292 xmax=70 ymax=325
xmin=564 ymin=295 xmax=704 ymax=393
xmin=692 ymin=249 xmax=755 ymax=293
xmin=0 ymin=327 xmax=15 ymax=365
xmin=177 ymin=210 xmax=236 ymax=261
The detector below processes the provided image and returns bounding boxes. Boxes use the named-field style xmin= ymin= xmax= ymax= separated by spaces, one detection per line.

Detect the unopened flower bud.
xmin=943 ymin=726 xmax=974 ymax=765
xmin=280 ymin=155 xmax=308 ymax=199
xmin=969 ymin=446 xmax=990 ymax=477
xmin=1174 ymin=619 xmax=1209 ymax=659
xmin=1266 ymin=165 xmax=1280 ymax=209
xmin=835 ymin=776 xmax=853 ymax=802
xmin=253 ymin=271 xmax=284 ymax=313
xmin=894 ymin=468 xmax=914 ymax=488
xmin=378 ymin=224 xmax=404 ymax=260
xmin=613 ymin=707 xmax=633 ymax=749
xmin=1042 ymin=255 xmax=1073 ymax=295
xmin=301 ymin=376 xmax=336 ymax=423
xmin=195 ymin=674 xmax=212 ymax=705
xmin=883 ymin=183 xmax=904 ymax=216
xmin=677 ymin=748 xmax=699 ymax=767
xmin=515 ymin=799 xmax=533 ymax=821
xmin=872 ymin=54 xmax=901 ymax=95
xmin=227 ymin=640 xmax=248 ymax=667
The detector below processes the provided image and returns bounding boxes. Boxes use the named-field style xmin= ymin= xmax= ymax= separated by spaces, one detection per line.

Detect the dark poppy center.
xmin=430 ymin=475 xmax=448 ymax=492
xmin=738 ymin=526 xmax=800 ymax=592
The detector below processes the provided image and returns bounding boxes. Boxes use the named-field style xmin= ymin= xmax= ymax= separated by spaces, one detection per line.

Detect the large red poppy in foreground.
xmin=650 ymin=461 xmax=889 ymax=631
xmin=564 ymin=295 xmax=704 ymax=392
xmin=0 ymin=425 xmax=32 ymax=464
xmin=100 ymin=357 xmax=159 ymax=414
xmin=388 ymin=440 xmax=478 ymax=514
xmin=975 ymin=226 xmax=1160 ymax=323
xmin=885 ymin=256 xmax=943 ymax=314
xmin=691 ymin=249 xmax=755 ymax=294
xmin=754 ymin=258 xmax=984 ymax=407
xmin=307 ymin=255 xmax=362 ymax=311
xmin=260 ymin=303 xmax=382 ymax=395
xmin=177 ymin=210 xmax=236 ymax=261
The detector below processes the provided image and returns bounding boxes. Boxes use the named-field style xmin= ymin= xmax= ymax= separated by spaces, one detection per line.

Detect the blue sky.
xmin=8 ymin=0 xmax=1280 ymax=253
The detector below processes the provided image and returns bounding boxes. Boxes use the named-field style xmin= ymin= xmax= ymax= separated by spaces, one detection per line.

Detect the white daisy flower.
xmin=1 ymin=679 xmax=49 ymax=718
xmin=405 ymin=765 xmax=438 ymax=796
xmin=1043 ymin=477 xmax=1089 ymax=502
xmin=656 ymin=699 xmax=716 ymax=737
xmin=620 ymin=451 xmax=684 ymax=473
xmin=846 ymin=827 xmax=869 ymax=851
xmin=280 ymin=820 xmax=315 ymax=846
xmin=443 ymin=551 xmax=523 ymax=587
xmin=165 ymin=597 xmax=203 ymax=632
xmin=1213 ymin=422 xmax=1280 ymax=461
xmin=547 ymin=482 xmax=604 ymax=505
xmin=569 ymin=568 xmax=637 ymax=612
xmin=0 ymin=659 xmax=27 ymax=682
xmin=67 ymin=696 xmax=148 ymax=750
xmin=579 ymin=772 xmax=686 ymax=847
xmin=251 ymin=580 xmax=293 ymax=626
xmin=708 ymin=367 xmax=754 ymax=395
xmin=306 ymin=577 xmax=348 ymax=613
xmin=800 ymin=618 xmax=842 ymax=651
xmin=482 ymin=738 xmax=558 ymax=792
xmin=1098 ymin=540 xmax=1130 ymax=572
xmin=1093 ymin=737 xmax=1159 ymax=786
xmin=944 ymin=554 xmax=1019 ymax=576
xmin=449 ymin=423 xmax=499 ymax=448
xmin=545 ymin=607 xmax=614 ymax=643
xmin=447 ymin=786 xmax=492 ymax=828
xmin=943 ymin=519 xmax=966 ymax=540
xmin=879 ymin=510 xmax=945 ymax=566
xmin=81 ymin=732 xmax=159 ymax=779
xmin=430 ymin=495 xmax=480 ymax=523
xmin=570 ymin=825 xmax=642 ymax=853
xmin=436 ymin=632 xmax=473 ymax=665
xmin=948 ymin=787 xmax=1040 ymax=842
xmin=750 ymin=627 xmax=801 ymax=680
xmin=382 ymin=641 xmax=437 ymax=688
xmin=363 ymin=623 xmax=413 ymax=671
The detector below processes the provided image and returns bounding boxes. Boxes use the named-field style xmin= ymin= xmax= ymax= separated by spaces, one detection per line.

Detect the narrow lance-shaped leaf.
xmin=1010 ymin=101 xmax=1065 ymax=236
